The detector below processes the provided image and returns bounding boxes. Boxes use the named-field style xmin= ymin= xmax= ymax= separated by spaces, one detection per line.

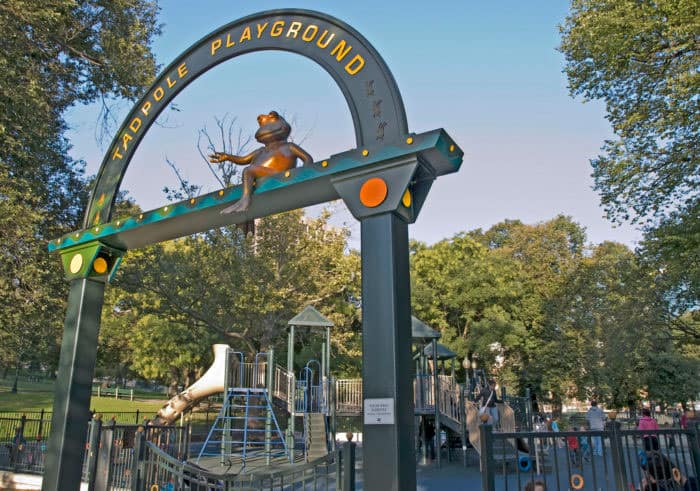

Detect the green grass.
xmin=0 ymin=377 xmax=165 ymax=415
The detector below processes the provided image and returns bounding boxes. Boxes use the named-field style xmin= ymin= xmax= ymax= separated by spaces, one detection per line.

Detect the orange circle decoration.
xmin=672 ymin=468 xmax=682 ymax=483
xmin=359 ymin=177 xmax=388 ymax=208
xmin=570 ymin=474 xmax=584 ymax=490
xmin=402 ymin=189 xmax=412 ymax=208
xmin=93 ymin=257 xmax=108 ymax=274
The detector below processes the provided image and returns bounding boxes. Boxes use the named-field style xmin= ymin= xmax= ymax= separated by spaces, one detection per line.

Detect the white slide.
xmin=153 ymin=344 xmax=230 ymax=425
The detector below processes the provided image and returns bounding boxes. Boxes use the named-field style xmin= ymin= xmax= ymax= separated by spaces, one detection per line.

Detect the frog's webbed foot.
xmin=221 ymin=195 xmax=251 ymax=214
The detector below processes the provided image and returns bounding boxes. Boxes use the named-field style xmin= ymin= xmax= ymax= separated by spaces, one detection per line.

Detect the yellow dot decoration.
xmin=402 ymin=189 xmax=412 ymax=207
xmin=284 ymin=171 xmax=291 ymax=177
xmin=93 ymin=257 xmax=108 ymax=274
xmin=362 ymin=149 xmax=369 ymax=157
xmin=75 ymin=233 xmax=80 ymax=238
xmin=138 ymin=214 xmax=144 ymax=220
xmin=190 ymin=198 xmax=196 ymax=205
xmin=116 ymin=221 xmax=121 ymax=227
xmin=94 ymin=227 xmax=99 ymax=233
xmin=69 ymin=254 xmax=83 ymax=274
xmin=321 ymin=160 xmax=328 ymax=167
xmin=406 ymin=137 xmax=414 ymax=144
xmin=449 ymin=144 xmax=455 ymax=152
xmin=163 ymin=206 xmax=169 ymax=212
xmin=218 ymin=190 xmax=224 ymax=196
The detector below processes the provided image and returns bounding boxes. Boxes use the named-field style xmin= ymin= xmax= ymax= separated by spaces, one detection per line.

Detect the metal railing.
xmin=480 ymin=423 xmax=700 ymax=491
xmin=0 ymin=415 xmax=188 ymax=485
xmin=336 ymin=379 xmax=362 ymax=415
xmin=136 ymin=434 xmax=357 ymax=490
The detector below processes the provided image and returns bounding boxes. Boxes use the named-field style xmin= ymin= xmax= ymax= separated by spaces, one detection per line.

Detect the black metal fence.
xmin=0 ymin=414 xmax=357 ymax=490
xmin=0 ymin=415 xmax=188 ymax=488
xmin=480 ymin=422 xmax=700 ymax=491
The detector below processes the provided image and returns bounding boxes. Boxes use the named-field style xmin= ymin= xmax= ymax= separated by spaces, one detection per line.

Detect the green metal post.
xmin=43 ymin=278 xmax=106 ymax=491
xmin=86 ymin=417 xmax=102 ymax=491
xmin=687 ymin=423 xmax=700 ymax=482
xmin=330 ymin=377 xmax=337 ymax=452
xmin=479 ymin=423 xmax=495 ymax=491
xmin=222 ymin=348 xmax=231 ymax=465
xmin=287 ymin=325 xmax=295 ymax=463
xmin=360 ymin=213 xmax=415 ymax=491
xmin=130 ymin=428 xmax=145 ymax=491
xmin=342 ymin=440 xmax=356 ymax=491
xmin=609 ymin=420 xmax=628 ymax=491
xmin=432 ymin=338 xmax=441 ymax=468
xmin=266 ymin=348 xmax=274 ymax=464
xmin=459 ymin=386 xmax=468 ymax=467
xmin=326 ymin=326 xmax=331 ymax=379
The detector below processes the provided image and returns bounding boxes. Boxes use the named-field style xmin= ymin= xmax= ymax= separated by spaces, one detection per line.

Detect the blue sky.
xmin=65 ymin=0 xmax=642 ymax=248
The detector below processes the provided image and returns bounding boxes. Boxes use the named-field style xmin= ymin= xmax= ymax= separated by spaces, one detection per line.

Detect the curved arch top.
xmin=85 ymin=9 xmax=409 ymax=227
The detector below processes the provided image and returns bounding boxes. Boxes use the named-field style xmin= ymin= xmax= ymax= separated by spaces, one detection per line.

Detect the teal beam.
xmin=48 ymin=129 xmax=462 ymax=253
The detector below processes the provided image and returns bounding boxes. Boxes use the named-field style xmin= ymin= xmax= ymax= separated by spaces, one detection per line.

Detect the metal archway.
xmin=44 ymin=10 xmax=462 ymax=491
xmin=85 ymin=8 xmax=408 ymax=229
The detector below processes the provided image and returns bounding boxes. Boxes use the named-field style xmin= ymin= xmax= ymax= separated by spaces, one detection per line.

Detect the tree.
xmin=638 ymin=201 xmax=700 ymax=328
xmin=0 ymin=165 xmax=62 ymax=383
xmin=0 ymin=0 xmax=161 ymax=218
xmin=560 ymin=0 xmax=699 ymax=226
xmin=99 ymin=209 xmax=362 ymax=389
xmin=539 ymin=242 xmax=684 ymax=409
xmin=0 ymin=1 xmax=161 ymax=376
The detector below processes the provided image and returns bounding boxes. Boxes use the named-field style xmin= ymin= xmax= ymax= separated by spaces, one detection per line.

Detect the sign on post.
xmin=364 ymin=398 xmax=395 ymax=425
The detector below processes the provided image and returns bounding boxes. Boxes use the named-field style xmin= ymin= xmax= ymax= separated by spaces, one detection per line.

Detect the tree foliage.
xmin=0 ymin=1 xmax=161 ymax=374
xmin=100 ymin=210 xmax=362 ymax=388
xmin=560 ymin=0 xmax=699 ymax=225
xmin=412 ymin=215 xmax=698 ymax=410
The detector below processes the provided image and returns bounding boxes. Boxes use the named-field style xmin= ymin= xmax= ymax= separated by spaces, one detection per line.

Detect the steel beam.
xmin=361 ymin=213 xmax=415 ymax=491
xmin=42 ymin=279 xmax=106 ymax=491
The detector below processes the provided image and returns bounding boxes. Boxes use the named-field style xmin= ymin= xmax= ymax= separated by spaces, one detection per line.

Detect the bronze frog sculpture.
xmin=209 ymin=111 xmax=313 ymax=213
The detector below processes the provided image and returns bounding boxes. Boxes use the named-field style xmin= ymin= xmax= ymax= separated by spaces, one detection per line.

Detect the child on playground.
xmin=567 ymin=427 xmax=581 ymax=467
xmin=638 ymin=408 xmax=660 ymax=451
xmin=578 ymin=430 xmax=592 ymax=464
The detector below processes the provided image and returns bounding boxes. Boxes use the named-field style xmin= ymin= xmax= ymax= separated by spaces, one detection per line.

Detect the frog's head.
xmin=255 ymin=111 xmax=291 ymax=144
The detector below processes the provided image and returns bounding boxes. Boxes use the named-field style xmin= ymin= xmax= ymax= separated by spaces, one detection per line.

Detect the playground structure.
xmin=146 ymin=313 xmax=520 ymax=477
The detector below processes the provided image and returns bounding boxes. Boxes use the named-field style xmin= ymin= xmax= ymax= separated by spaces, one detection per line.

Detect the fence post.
xmin=86 ymin=416 xmax=102 ymax=491
xmin=608 ymin=418 xmax=628 ymax=491
xmin=687 ymin=423 xmax=700 ymax=481
xmin=135 ymin=409 xmax=140 ymax=424
xmin=459 ymin=385 xmax=468 ymax=467
xmin=38 ymin=409 xmax=45 ymax=439
xmin=525 ymin=388 xmax=533 ymax=431
xmin=479 ymin=422 xmax=495 ymax=491
xmin=342 ymin=440 xmax=356 ymax=491
xmin=115 ymin=387 xmax=119 ymax=399
xmin=130 ymin=388 xmax=134 ymax=401
xmin=11 ymin=415 xmax=27 ymax=471
xmin=131 ymin=426 xmax=146 ymax=491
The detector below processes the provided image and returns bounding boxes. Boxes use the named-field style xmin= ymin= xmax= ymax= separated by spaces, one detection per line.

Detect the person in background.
xmin=680 ymin=410 xmax=689 ymax=430
xmin=567 ymin=427 xmax=581 ymax=467
xmin=586 ymin=400 xmax=606 ymax=456
xmin=638 ymin=408 xmax=660 ymax=451
xmin=480 ymin=379 xmax=502 ymax=429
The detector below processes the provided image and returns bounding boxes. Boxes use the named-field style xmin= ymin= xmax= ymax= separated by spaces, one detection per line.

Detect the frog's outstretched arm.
xmin=290 ymin=143 xmax=313 ymax=166
xmin=209 ymin=150 xmax=258 ymax=165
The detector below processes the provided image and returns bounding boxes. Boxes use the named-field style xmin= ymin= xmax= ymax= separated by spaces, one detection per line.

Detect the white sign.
xmin=364 ymin=398 xmax=395 ymax=425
